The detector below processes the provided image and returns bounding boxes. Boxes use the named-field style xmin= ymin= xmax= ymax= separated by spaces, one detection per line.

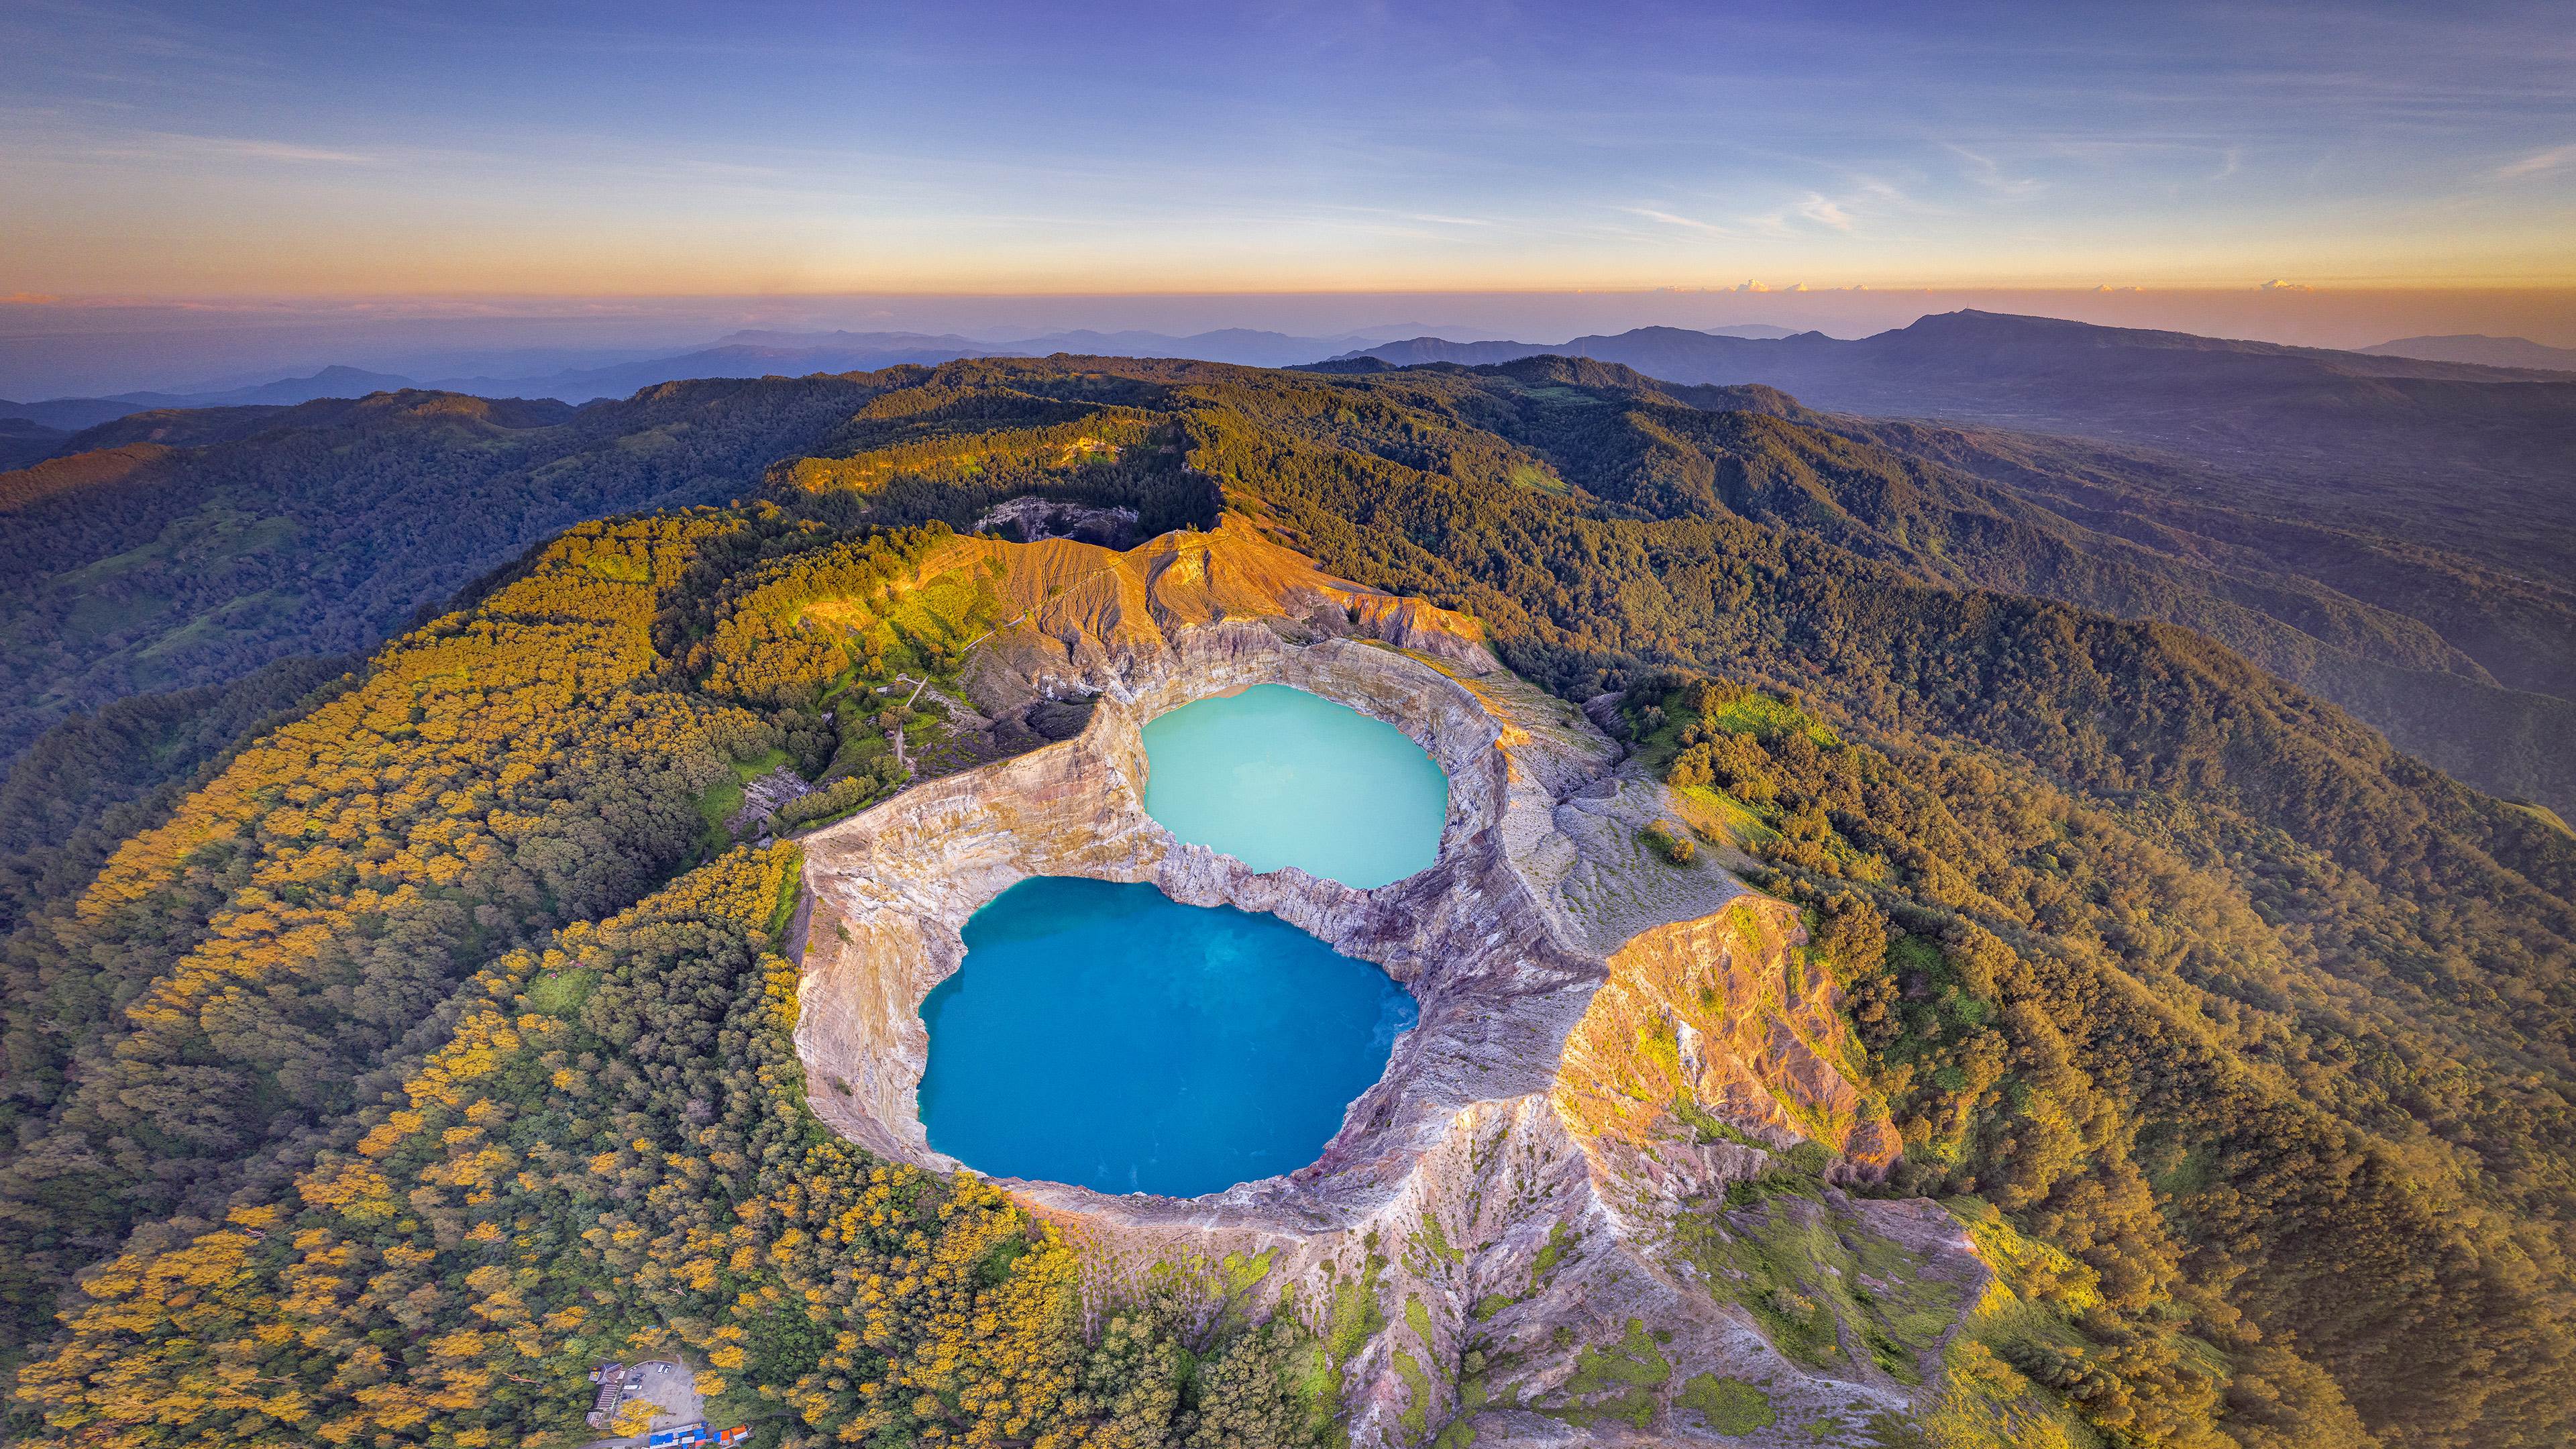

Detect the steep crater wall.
xmin=796 ymin=625 xmax=1593 ymax=1231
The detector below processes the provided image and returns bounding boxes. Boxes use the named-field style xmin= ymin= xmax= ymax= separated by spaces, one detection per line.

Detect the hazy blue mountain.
xmin=0 ymin=342 xmax=991 ymax=431
xmin=2365 ymin=333 xmax=2576 ymax=370
xmin=194 ymin=365 xmax=419 ymax=403
xmin=1331 ymin=337 xmax=1557 ymax=366
xmin=0 ymin=392 xmax=195 ymax=432
xmin=0 ymin=321 xmax=1788 ymax=442
xmin=1006 ymin=327 xmax=1378 ymax=366
xmin=1328 ymin=323 xmax=1799 ymax=368
xmin=0 ymin=419 xmax=66 ymax=471
xmin=419 ymin=335 xmax=1005 ymax=402
xmin=0 ymin=367 xmax=419 ymax=434
xmin=700 ymin=328 xmax=991 ymax=351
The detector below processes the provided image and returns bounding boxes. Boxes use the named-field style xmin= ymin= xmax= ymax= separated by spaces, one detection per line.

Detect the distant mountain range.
xmin=0 ymin=323 xmax=1805 ymax=460
xmin=1319 ymin=311 xmax=2576 ymax=579
xmin=1326 ymin=313 xmax=2569 ymax=384
xmin=2363 ymin=333 xmax=2576 ymax=370
xmin=418 ymin=335 xmax=1010 ymax=404
xmin=0 ymin=364 xmax=417 ymax=433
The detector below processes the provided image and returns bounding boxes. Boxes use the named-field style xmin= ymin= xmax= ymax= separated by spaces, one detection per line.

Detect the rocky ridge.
xmin=790 ymin=524 xmax=1985 ymax=1445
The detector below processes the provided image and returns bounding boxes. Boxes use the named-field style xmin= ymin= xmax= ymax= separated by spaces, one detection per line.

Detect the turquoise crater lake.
xmin=917 ymin=877 xmax=1419 ymax=1197
xmin=1140 ymin=683 xmax=1449 ymax=890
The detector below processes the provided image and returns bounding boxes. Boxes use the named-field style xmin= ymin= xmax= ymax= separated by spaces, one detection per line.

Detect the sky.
xmin=2 ymin=0 xmax=2573 ymax=371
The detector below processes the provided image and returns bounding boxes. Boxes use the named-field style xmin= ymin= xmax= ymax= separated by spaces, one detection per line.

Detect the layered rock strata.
xmin=792 ymin=524 xmax=1983 ymax=1446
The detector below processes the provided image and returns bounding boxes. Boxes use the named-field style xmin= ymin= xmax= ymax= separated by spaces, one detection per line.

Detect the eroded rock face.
xmin=792 ymin=529 xmax=1982 ymax=1446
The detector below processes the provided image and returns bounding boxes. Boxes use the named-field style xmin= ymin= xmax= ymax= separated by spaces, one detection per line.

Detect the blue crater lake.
xmin=917 ymin=877 xmax=1418 ymax=1196
xmin=1141 ymin=683 xmax=1449 ymax=890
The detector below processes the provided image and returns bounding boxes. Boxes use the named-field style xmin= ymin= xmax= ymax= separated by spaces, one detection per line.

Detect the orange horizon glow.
xmin=6 ymin=4 xmax=2571 ymax=355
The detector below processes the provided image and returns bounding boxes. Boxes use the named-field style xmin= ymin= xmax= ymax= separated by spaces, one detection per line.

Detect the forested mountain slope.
xmin=1481 ymin=360 xmax=2576 ymax=816
xmin=1813 ymin=414 xmax=2576 ymax=816
xmin=1 ymin=354 xmax=2569 ymax=1448
xmin=1332 ymin=311 xmax=2576 ymax=582
xmin=0 ymin=420 xmax=64 ymax=472
xmin=0 ymin=378 xmax=910 ymax=763
xmin=1302 ymin=350 xmax=2576 ymax=816
xmin=0 ymin=655 xmax=356 ymax=934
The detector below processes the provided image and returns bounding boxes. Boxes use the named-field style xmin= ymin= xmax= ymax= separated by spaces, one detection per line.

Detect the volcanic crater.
xmin=788 ymin=519 xmax=1988 ymax=1446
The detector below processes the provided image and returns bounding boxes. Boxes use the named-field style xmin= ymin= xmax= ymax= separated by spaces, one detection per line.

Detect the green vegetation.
xmin=1324 ymin=1253 xmax=1389 ymax=1368
xmin=1410 ymin=1213 xmax=1466 ymax=1268
xmin=1377 ymin=318 xmax=2576 ymax=816
xmin=0 ymin=652 xmax=354 ymax=932
xmin=1544 ymin=1318 xmax=1670 ymax=1430
xmin=1640 ymin=818 xmax=1696 ymax=865
xmin=1672 ymin=1095 xmax=1764 ymax=1149
xmin=1529 ymin=1220 xmax=1576 ymax=1278
xmin=1674 ymin=1373 xmax=1776 ymax=1436
xmin=1138 ymin=350 xmax=2565 ymax=1444
xmin=696 ymin=746 xmax=793 ymax=849
xmin=1670 ymin=780 xmax=1778 ymax=851
xmin=1674 ymin=1194 xmax=1965 ymax=1386
xmin=2513 ymin=800 xmax=2574 ymax=837
xmin=0 ymin=353 xmax=2570 ymax=1449
xmin=0 ymin=382 xmax=902 ymax=764
xmin=1392 ymin=1348 xmax=1434 ymax=1439
xmin=1405 ymin=1294 xmax=1436 ymax=1344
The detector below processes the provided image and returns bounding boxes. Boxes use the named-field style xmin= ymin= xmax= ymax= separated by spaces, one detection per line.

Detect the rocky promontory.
xmin=790 ymin=519 xmax=1986 ymax=1445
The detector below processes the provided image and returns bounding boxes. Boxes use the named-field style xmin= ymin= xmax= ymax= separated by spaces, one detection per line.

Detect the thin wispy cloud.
xmin=2496 ymin=143 xmax=2574 ymax=179
xmin=62 ymin=132 xmax=387 ymax=167
xmin=1848 ymin=176 xmax=1911 ymax=207
xmin=1943 ymin=144 xmax=2043 ymax=196
xmin=1796 ymin=194 xmax=1855 ymax=231
xmin=178 ymin=136 xmax=382 ymax=165
xmin=1622 ymin=206 xmax=1740 ymax=237
xmin=1741 ymin=182 xmax=1884 ymax=238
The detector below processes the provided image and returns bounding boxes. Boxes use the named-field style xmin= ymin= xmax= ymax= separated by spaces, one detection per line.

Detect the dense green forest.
xmin=0 ymin=655 xmax=356 ymax=933
xmin=1335 ymin=311 xmax=2576 ymax=585
xmin=0 ymin=354 xmax=2569 ymax=1448
xmin=1299 ymin=355 xmax=2576 ymax=816
xmin=0 ymin=378 xmax=916 ymax=763
xmin=1811 ymin=414 xmax=2576 ymax=817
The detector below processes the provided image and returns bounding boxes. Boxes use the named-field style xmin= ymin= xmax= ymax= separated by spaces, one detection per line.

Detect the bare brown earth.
xmin=788 ymin=523 xmax=1984 ymax=1446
